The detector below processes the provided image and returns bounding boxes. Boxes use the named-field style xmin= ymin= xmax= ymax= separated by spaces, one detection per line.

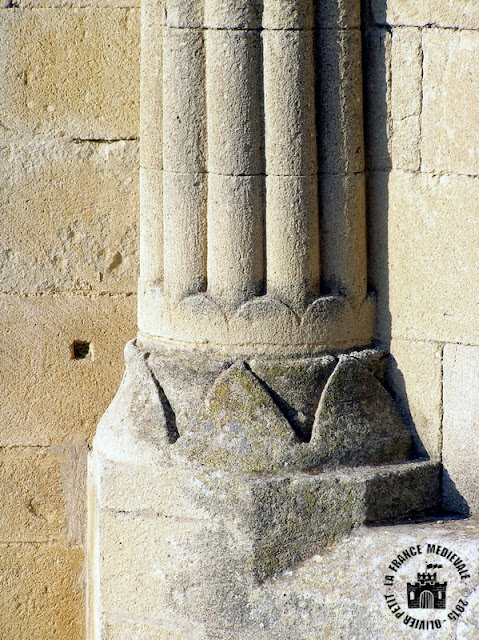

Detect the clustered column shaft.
xmin=139 ymin=0 xmax=370 ymax=352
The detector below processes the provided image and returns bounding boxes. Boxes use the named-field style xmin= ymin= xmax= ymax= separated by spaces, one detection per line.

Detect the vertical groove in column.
xmin=205 ymin=27 xmax=265 ymax=309
xmin=139 ymin=0 xmax=164 ymax=286
xmin=162 ymin=25 xmax=208 ymax=302
xmin=263 ymin=16 xmax=320 ymax=313
xmin=315 ymin=6 xmax=367 ymax=304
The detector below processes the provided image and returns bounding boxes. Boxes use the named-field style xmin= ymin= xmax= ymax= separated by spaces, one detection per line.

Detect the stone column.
xmin=88 ymin=2 xmax=440 ymax=638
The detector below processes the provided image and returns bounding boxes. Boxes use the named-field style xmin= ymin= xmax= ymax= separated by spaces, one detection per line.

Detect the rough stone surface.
xmin=372 ymin=0 xmax=479 ymax=29
xmin=316 ymin=0 xmax=361 ymax=28
xmin=316 ymin=28 xmax=364 ymax=175
xmin=0 ymin=448 xmax=66 ymax=543
xmin=0 ymin=543 xmax=84 ymax=640
xmin=387 ymin=339 xmax=443 ymax=461
xmin=363 ymin=25 xmax=392 ymax=171
xmin=369 ymin=170 xmax=479 ymax=345
xmin=422 ymin=29 xmax=479 ymax=175
xmin=249 ymin=355 xmax=336 ymax=440
xmin=0 ymin=137 xmax=138 ymax=293
xmin=0 ymin=9 xmax=139 ymax=140
xmin=91 ymin=433 xmax=470 ymax=640
xmin=175 ymin=362 xmax=298 ymax=472
xmin=0 ymin=293 xmax=136 ymax=446
xmin=443 ymin=344 xmax=479 ymax=516
xmin=310 ymin=355 xmax=412 ymax=466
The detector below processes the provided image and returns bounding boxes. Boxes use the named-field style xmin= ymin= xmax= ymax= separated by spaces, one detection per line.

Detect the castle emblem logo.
xmin=382 ymin=542 xmax=474 ymax=631
xmin=407 ymin=564 xmax=447 ymax=610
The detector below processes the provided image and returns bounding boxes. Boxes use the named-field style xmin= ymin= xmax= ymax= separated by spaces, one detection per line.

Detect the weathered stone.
xmin=422 ymin=29 xmax=479 ymax=175
xmin=316 ymin=0 xmax=361 ymax=29
xmin=363 ymin=26 xmax=392 ymax=171
xmin=0 ymin=292 xmax=136 ymax=445
xmin=262 ymin=0 xmax=314 ymax=30
xmin=0 ymin=9 xmax=139 ymax=139
xmin=316 ymin=28 xmax=364 ymax=174
xmin=443 ymin=344 xmax=479 ymax=515
xmin=369 ymin=171 xmax=479 ymax=345
xmin=0 ymin=543 xmax=84 ymax=640
xmin=392 ymin=115 xmax=421 ymax=170
xmin=95 ymin=340 xmax=176 ymax=466
xmin=319 ymin=172 xmax=367 ymax=304
xmin=205 ymin=30 xmax=263 ymax=176
xmin=391 ymin=28 xmax=422 ymax=122
xmin=204 ymin=0 xmax=262 ymax=29
xmin=162 ymin=28 xmax=206 ymax=173
xmin=387 ymin=339 xmax=443 ymax=461
xmin=263 ymin=30 xmax=317 ymax=176
xmin=372 ymin=0 xmax=479 ymax=29
xmin=90 ymin=445 xmax=442 ymax=638
xmin=0 ymin=448 xmax=66 ymax=543
xmin=0 ymin=137 xmax=138 ymax=293
xmin=163 ymin=0 xmax=202 ymax=28
xmin=249 ymin=355 xmax=336 ymax=440
xmin=174 ymin=362 xmax=298 ymax=472
xmin=310 ymin=355 xmax=412 ymax=466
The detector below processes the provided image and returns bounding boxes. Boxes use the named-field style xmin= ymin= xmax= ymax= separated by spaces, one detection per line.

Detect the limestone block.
xmin=369 ymin=171 xmax=479 ymax=344
xmin=140 ymin=0 xmax=163 ymax=172
xmin=265 ymin=175 xmax=320 ymax=312
xmin=309 ymin=355 xmax=412 ymax=467
xmin=99 ymin=511 xmax=250 ymax=625
xmin=363 ymin=26 xmax=392 ymax=171
xmin=0 ymin=9 xmax=139 ymax=139
xmin=392 ymin=115 xmax=420 ymax=171
xmin=204 ymin=0 xmax=262 ymax=29
xmin=163 ymin=172 xmax=207 ymax=301
xmin=316 ymin=0 xmax=361 ymax=28
xmin=390 ymin=27 xmax=421 ymax=171
xmin=139 ymin=167 xmax=163 ymax=285
xmin=372 ymin=0 xmax=479 ymax=29
xmin=103 ymin=620 xmax=197 ymax=640
xmin=319 ymin=172 xmax=367 ymax=303
xmin=175 ymin=362 xmax=298 ymax=472
xmin=93 ymin=457 xmax=441 ymax=637
xmin=205 ymin=30 xmax=263 ymax=176
xmin=422 ymin=29 xmax=479 ymax=175
xmin=387 ymin=339 xmax=443 ymax=461
xmin=207 ymin=174 xmax=264 ymax=309
xmin=0 ymin=448 xmax=66 ymax=543
xmin=0 ymin=137 xmax=138 ymax=293
xmin=443 ymin=344 xmax=479 ymax=515
xmin=316 ymin=28 xmax=364 ymax=174
xmin=0 ymin=293 xmax=136 ymax=445
xmin=163 ymin=0 xmax=202 ymax=28
xmin=262 ymin=0 xmax=314 ymax=30
xmin=263 ymin=30 xmax=317 ymax=177
xmin=0 ymin=543 xmax=84 ymax=640
xmin=245 ymin=518 xmax=479 ymax=640
xmin=391 ymin=28 xmax=421 ymax=122
xmin=162 ymin=28 xmax=206 ymax=173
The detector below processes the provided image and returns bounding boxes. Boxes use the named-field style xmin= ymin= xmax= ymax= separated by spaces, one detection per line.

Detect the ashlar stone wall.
xmin=364 ymin=0 xmax=479 ymax=513
xmin=3 ymin=0 xmax=479 ymax=638
xmin=0 ymin=3 xmax=140 ymax=638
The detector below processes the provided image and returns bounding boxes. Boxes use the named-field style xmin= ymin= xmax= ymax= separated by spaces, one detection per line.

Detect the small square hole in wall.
xmin=72 ymin=341 xmax=92 ymax=361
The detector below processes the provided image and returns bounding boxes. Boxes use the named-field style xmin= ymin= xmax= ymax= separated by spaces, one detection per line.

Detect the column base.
xmin=88 ymin=340 xmax=447 ymax=639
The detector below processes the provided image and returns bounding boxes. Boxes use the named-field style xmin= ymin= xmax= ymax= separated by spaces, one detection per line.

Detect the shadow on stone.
xmin=442 ymin=467 xmax=470 ymax=517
